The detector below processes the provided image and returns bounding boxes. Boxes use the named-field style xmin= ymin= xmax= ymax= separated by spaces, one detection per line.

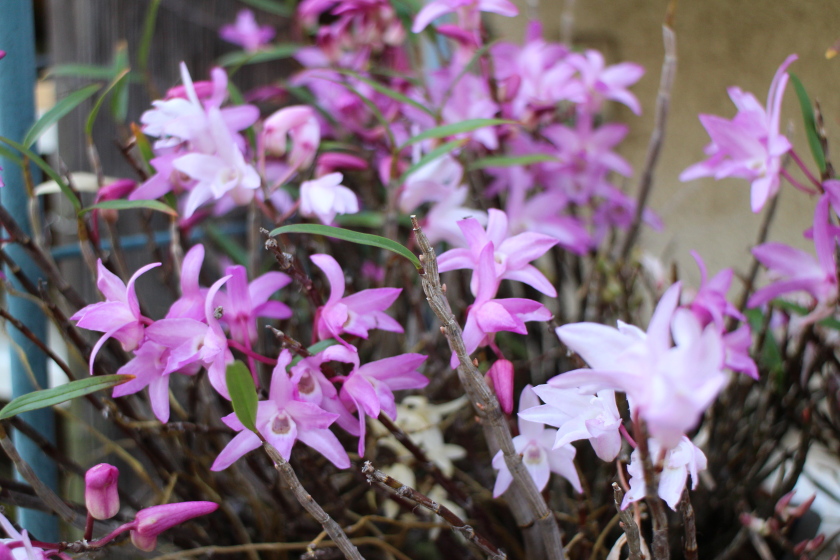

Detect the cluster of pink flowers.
xmin=72 ymin=246 xmax=427 ymax=466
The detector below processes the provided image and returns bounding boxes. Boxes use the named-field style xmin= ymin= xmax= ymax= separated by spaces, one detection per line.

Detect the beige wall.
xmin=492 ymin=1 xmax=840 ymax=285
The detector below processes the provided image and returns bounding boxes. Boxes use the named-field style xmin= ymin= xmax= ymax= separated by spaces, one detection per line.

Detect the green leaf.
xmin=398 ymin=138 xmax=466 ymax=185
xmin=437 ymin=40 xmax=498 ymax=116
xmin=138 ymin=0 xmax=162 ymax=75
xmin=218 ymin=44 xmax=299 ymax=67
xmin=79 ymin=199 xmax=178 ymax=217
xmin=290 ymin=339 xmax=340 ymax=366
xmin=0 ymin=375 xmax=132 ymax=420
xmin=773 ymin=298 xmax=840 ymax=330
xmin=85 ymin=68 xmax=132 ymax=141
xmin=45 ymin=64 xmax=116 ymax=80
xmin=109 ymin=43 xmax=131 ymax=123
xmin=23 ymin=84 xmax=102 ymax=149
xmin=324 ymin=78 xmax=396 ymax=149
xmin=0 ymin=137 xmax=81 ymax=211
xmin=400 ymin=118 xmax=514 ymax=149
xmin=468 ymin=153 xmax=558 ymax=171
xmin=226 ymin=361 xmax=259 ymax=434
xmin=789 ymin=73 xmax=826 ymax=175
xmin=334 ymin=211 xmax=385 ymax=228
xmin=239 ymin=0 xmax=293 ymax=16
xmin=333 ymin=69 xmax=434 ymax=117
xmin=269 ymin=223 xmax=422 ymax=270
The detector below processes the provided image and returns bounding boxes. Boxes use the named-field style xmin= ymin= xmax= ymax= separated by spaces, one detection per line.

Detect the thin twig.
xmin=363 ymin=462 xmax=505 ymax=560
xmin=636 ymin=422 xmax=669 ymax=560
xmin=0 ymin=203 xmax=88 ymax=310
xmin=262 ymin=442 xmax=365 ymax=560
xmin=263 ymin=228 xmax=324 ymax=309
xmin=613 ymin=483 xmax=643 ymax=560
xmin=411 ymin=216 xmax=564 ymax=560
xmin=620 ymin=12 xmax=678 ymax=259
xmin=679 ymin=489 xmax=698 ymax=560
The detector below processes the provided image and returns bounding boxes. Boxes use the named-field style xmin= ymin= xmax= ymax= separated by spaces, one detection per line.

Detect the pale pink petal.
xmin=211 ymin=430 xmax=262 ymax=471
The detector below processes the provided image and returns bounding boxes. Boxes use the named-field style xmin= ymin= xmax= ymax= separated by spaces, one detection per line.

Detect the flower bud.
xmin=485 ymin=359 xmax=515 ymax=415
xmin=85 ymin=463 xmax=120 ymax=520
xmin=130 ymin=501 xmax=219 ymax=551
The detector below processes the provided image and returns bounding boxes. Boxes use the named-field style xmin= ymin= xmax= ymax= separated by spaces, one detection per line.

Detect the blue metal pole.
xmin=0 ymin=0 xmax=59 ymax=542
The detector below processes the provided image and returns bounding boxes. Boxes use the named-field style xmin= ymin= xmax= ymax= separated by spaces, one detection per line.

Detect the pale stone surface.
xmin=491 ymin=1 xmax=840 ymax=286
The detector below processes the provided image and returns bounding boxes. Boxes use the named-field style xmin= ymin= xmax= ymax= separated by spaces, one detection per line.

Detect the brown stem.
xmin=363 ymin=461 xmax=505 ymax=560
xmin=262 ymin=228 xmax=324 ymax=308
xmin=262 ymin=442 xmax=365 ymax=560
xmin=679 ymin=489 xmax=698 ymax=560
xmin=612 ymin=483 xmax=643 ymax=560
xmin=636 ymin=422 xmax=669 ymax=560
xmin=620 ymin=15 xmax=678 ymax=260
xmin=411 ymin=216 xmax=564 ymax=560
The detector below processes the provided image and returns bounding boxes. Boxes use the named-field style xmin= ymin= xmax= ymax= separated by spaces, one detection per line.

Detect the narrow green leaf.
xmin=0 ymin=375 xmax=132 ymax=420
xmin=23 ymin=84 xmax=101 ymax=149
xmin=226 ymin=361 xmax=259 ymax=434
xmin=218 ymin=44 xmax=299 ymax=67
xmin=270 ymin=223 xmax=422 ymax=270
xmin=79 ymin=199 xmax=178 ymax=217
xmin=333 ymin=69 xmax=434 ymax=116
xmin=334 ymin=211 xmax=385 ymax=228
xmin=138 ymin=0 xmax=162 ymax=75
xmin=239 ymin=0 xmax=294 ymax=16
xmin=789 ymin=73 xmax=826 ymax=175
xmin=398 ymin=138 xmax=466 ymax=185
xmin=468 ymin=153 xmax=558 ymax=171
xmin=400 ymin=118 xmax=514 ymax=149
xmin=45 ymin=64 xmax=115 ymax=80
xmin=290 ymin=339 xmax=340 ymax=366
xmin=438 ymin=40 xmax=498 ymax=116
xmin=324 ymin=78 xmax=396 ymax=149
xmin=85 ymin=68 xmax=132 ymax=141
xmin=0 ymin=137 xmax=81 ymax=211
xmin=109 ymin=43 xmax=131 ymax=123
xmin=0 ymin=144 xmax=24 ymax=167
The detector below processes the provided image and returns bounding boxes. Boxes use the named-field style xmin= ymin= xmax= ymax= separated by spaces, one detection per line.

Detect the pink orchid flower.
xmin=438 ymin=209 xmax=559 ymax=297
xmin=411 ymin=0 xmax=518 ymax=34
xmin=299 ymin=173 xmax=359 ymax=225
xmin=748 ymin=194 xmax=838 ymax=322
xmin=71 ymin=260 xmax=160 ymax=375
xmin=621 ymin=436 xmax=707 ymax=511
xmin=0 ymin=510 xmax=61 ymax=559
xmin=311 ymin=253 xmax=403 ymax=346
xmin=680 ymin=55 xmax=797 ymax=213
xmin=145 ymin=276 xmax=233 ymax=399
xmin=566 ymin=49 xmax=645 ymax=115
xmin=214 ymin=265 xmax=292 ymax=345
xmin=519 ymin=386 xmax=622 ymax=462
xmin=553 ymin=283 xmax=728 ymax=449
xmin=219 ymin=10 xmax=275 ymax=52
xmin=166 ymin=244 xmax=208 ymax=321
xmin=492 ymin=385 xmax=581 ymax=497
xmin=336 ymin=349 xmax=428 ymax=455
xmin=263 ymin=105 xmax=320 ymax=170
xmin=457 ymin=243 xmax=552 ymax=367
xmin=212 ymin=350 xmax=350 ymax=471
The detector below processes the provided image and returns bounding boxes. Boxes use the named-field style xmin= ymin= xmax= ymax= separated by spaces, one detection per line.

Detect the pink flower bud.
xmin=130 ymin=501 xmax=218 ymax=552
xmin=485 ymin=359 xmax=515 ymax=415
xmin=85 ymin=463 xmax=120 ymax=520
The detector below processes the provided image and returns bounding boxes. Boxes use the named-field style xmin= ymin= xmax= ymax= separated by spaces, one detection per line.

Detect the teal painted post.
xmin=0 ymin=0 xmax=59 ymax=542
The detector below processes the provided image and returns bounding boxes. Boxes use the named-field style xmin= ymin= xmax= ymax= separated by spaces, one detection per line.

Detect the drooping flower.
xmin=621 ymin=436 xmax=707 ymax=511
xmin=458 ymin=243 xmax=552 ymax=367
xmin=299 ymin=173 xmax=359 ymax=225
xmin=680 ymin=55 xmax=797 ymax=213
xmin=85 ymin=463 xmax=120 ymax=520
xmin=130 ymin=502 xmax=219 ymax=552
xmin=263 ymin=105 xmax=320 ymax=170
xmin=219 ymin=9 xmax=275 ymax=52
xmin=492 ymin=385 xmax=581 ymax=497
xmin=553 ymin=283 xmax=728 ymax=448
xmin=748 ymin=195 xmax=838 ymax=321
xmin=212 ymin=350 xmax=350 ymax=470
xmin=71 ymin=260 xmax=161 ymax=375
xmin=438 ymin=209 xmax=559 ymax=297
xmin=337 ymin=350 xmax=428 ymax=455
xmin=311 ymin=253 xmax=403 ymax=346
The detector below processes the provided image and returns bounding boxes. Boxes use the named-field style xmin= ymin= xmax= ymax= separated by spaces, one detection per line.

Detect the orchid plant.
xmin=0 ymin=1 xmax=836 ymax=560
